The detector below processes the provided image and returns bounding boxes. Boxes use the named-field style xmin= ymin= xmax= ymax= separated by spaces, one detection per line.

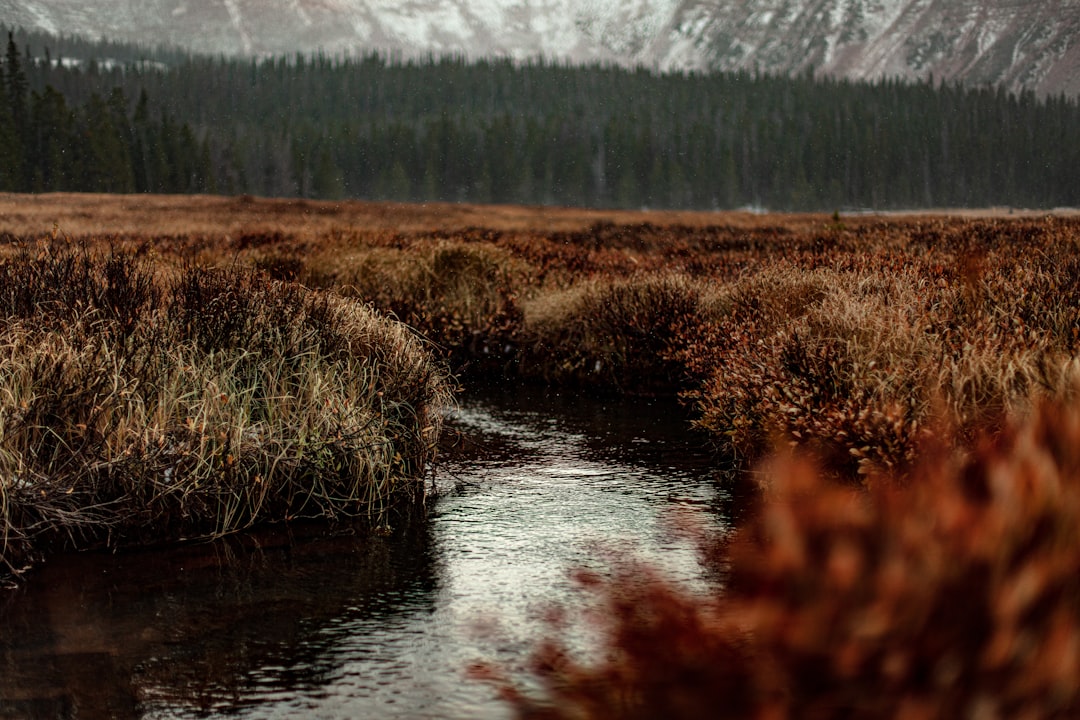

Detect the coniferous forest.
xmin=2 ymin=26 xmax=1079 ymax=210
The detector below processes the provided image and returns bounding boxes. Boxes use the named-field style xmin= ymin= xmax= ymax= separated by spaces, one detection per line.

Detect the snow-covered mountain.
xmin=0 ymin=0 xmax=684 ymax=64
xmin=2 ymin=0 xmax=1078 ymax=97
xmin=661 ymin=0 xmax=1080 ymax=98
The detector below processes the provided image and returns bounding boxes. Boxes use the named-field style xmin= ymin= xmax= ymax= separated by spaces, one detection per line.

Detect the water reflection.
xmin=1 ymin=524 xmax=439 ymax=718
xmin=0 ymin=386 xmax=729 ymax=719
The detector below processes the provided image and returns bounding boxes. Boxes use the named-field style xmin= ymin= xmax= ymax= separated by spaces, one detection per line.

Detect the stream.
xmin=0 ymin=386 xmax=731 ymax=719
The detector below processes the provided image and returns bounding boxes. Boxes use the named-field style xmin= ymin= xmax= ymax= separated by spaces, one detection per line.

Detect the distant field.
xmin=0 ymin=192 xmax=832 ymax=236
xmin=2 ymin=193 xmax=1077 ymax=237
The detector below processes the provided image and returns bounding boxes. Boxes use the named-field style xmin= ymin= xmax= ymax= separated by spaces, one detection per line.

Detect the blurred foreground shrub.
xmin=490 ymin=400 xmax=1080 ymax=719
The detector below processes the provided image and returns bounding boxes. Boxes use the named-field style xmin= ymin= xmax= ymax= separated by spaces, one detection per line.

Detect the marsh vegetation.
xmin=0 ymin=238 xmax=449 ymax=582
xmin=3 ymin=194 xmax=1080 ymax=716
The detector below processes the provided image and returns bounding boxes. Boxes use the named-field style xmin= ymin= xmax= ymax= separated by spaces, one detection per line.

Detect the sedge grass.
xmin=680 ymin=239 xmax=1080 ymax=477
xmin=7 ymin=207 xmax=1080 ymax=484
xmin=520 ymin=273 xmax=710 ymax=394
xmin=0 ymin=247 xmax=450 ymax=583
xmin=316 ymin=241 xmax=526 ymax=374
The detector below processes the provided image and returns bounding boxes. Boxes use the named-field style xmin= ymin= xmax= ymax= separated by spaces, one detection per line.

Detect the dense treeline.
xmin=0 ymin=32 xmax=212 ymax=194
xmin=4 ymin=26 xmax=1080 ymax=210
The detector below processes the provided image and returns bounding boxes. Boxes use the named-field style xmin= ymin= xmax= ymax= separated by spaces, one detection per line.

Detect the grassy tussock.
xmin=491 ymin=400 xmax=1080 ymax=719
xmin=0 ymin=247 xmax=449 ymax=582
xmin=315 ymin=242 xmax=525 ymax=374
xmin=521 ymin=274 xmax=711 ymax=394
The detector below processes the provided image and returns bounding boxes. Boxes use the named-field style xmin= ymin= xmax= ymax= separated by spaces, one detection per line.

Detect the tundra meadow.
xmin=3 ymin=193 xmax=1080 ymax=717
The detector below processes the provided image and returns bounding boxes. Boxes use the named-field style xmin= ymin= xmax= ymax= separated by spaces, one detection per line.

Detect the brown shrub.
xmin=683 ymin=243 xmax=1080 ymax=476
xmin=494 ymin=400 xmax=1080 ymax=719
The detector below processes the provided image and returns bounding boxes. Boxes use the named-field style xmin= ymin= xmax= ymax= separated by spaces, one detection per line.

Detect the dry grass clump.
xmin=315 ymin=241 xmax=525 ymax=374
xmin=491 ymin=400 xmax=1080 ymax=719
xmin=521 ymin=273 xmax=711 ymax=394
xmin=0 ymin=247 xmax=449 ymax=583
xmin=677 ymin=262 xmax=926 ymax=471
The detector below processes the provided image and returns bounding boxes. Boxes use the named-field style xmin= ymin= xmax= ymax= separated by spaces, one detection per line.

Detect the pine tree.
xmin=3 ymin=32 xmax=28 ymax=190
xmin=131 ymin=89 xmax=152 ymax=192
xmin=29 ymin=86 xmax=74 ymax=191
xmin=77 ymin=92 xmax=134 ymax=192
xmin=0 ymin=46 xmax=15 ymax=191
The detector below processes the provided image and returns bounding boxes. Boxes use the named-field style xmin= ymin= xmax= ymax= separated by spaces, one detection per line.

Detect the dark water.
xmin=0 ymin=387 xmax=729 ymax=719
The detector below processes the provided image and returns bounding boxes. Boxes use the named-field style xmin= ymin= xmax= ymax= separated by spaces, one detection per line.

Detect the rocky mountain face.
xmin=661 ymin=0 xmax=1080 ymax=98
xmin=2 ymin=0 xmax=1078 ymax=97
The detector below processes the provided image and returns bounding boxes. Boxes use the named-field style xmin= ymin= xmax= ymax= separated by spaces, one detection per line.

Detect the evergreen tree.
xmin=312 ymin=145 xmax=343 ymax=199
xmin=29 ymin=86 xmax=74 ymax=191
xmin=0 ymin=50 xmax=16 ymax=191
xmin=130 ymin=89 xmax=152 ymax=192
xmin=2 ymin=32 xmax=28 ymax=190
xmin=76 ymin=91 xmax=134 ymax=192
xmin=5 ymin=28 xmax=1080 ymax=209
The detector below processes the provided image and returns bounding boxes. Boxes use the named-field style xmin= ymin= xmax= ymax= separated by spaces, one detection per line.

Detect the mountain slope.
xmin=662 ymin=0 xmax=1080 ymax=98
xmin=0 ymin=0 xmax=683 ymax=63
xmin=2 ymin=0 xmax=1078 ymax=97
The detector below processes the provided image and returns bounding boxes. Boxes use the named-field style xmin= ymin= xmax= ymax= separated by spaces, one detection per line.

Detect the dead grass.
xmin=3 ymin=195 xmax=1080 ymax=479
xmin=0 ymin=245 xmax=450 ymax=583
xmin=677 ymin=230 xmax=1080 ymax=476
xmin=0 ymin=193 xmax=820 ymax=237
xmin=521 ymin=273 xmax=711 ymax=394
xmin=313 ymin=241 xmax=526 ymax=374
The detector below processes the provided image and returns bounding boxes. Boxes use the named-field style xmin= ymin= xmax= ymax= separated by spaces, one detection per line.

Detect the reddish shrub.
xmin=493 ymin=401 xmax=1080 ymax=719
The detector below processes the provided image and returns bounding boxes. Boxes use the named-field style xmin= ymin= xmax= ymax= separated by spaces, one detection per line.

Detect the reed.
xmin=0 ymin=246 xmax=450 ymax=583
